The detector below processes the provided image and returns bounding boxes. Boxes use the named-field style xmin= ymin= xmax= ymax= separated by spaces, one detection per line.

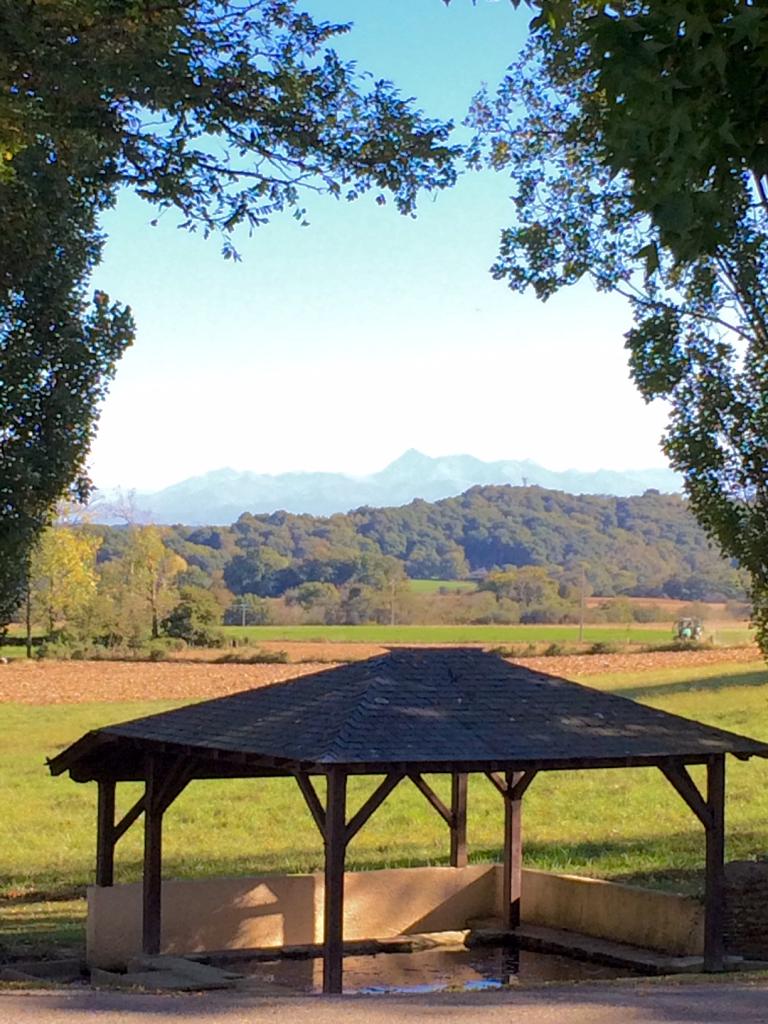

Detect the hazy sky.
xmin=88 ymin=0 xmax=670 ymax=492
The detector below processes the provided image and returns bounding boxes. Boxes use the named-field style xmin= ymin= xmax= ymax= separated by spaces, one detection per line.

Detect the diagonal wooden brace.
xmin=155 ymin=755 xmax=194 ymax=813
xmin=659 ymin=763 xmax=713 ymax=829
xmin=485 ymin=771 xmax=508 ymax=797
xmin=486 ymin=769 xmax=537 ymax=802
xmin=296 ymin=772 xmax=327 ymax=841
xmin=113 ymin=793 xmax=146 ymax=843
xmin=508 ymin=770 xmax=537 ymax=802
xmin=345 ymin=773 xmax=403 ymax=846
xmin=109 ymin=754 xmax=194 ymax=854
xmin=408 ymin=773 xmax=453 ymax=826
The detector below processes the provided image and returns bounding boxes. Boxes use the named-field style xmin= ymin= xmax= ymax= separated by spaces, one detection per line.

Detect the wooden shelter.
xmin=49 ymin=648 xmax=768 ymax=992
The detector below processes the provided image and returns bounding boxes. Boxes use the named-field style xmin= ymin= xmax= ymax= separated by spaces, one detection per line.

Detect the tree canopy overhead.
xmin=0 ymin=0 xmax=459 ymax=626
xmin=2 ymin=0 xmax=458 ymax=235
xmin=468 ymin=0 xmax=768 ymax=652
xmin=5 ymin=0 xmax=766 ymax=648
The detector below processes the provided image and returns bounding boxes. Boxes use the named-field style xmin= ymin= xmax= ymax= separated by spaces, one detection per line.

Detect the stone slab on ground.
xmin=511 ymin=924 xmax=768 ymax=975
xmin=91 ymin=968 xmax=221 ymax=992
xmin=199 ymin=929 xmax=471 ymax=966
xmin=514 ymin=924 xmax=690 ymax=973
xmin=0 ymin=968 xmax=45 ymax=984
xmin=91 ymin=957 xmax=241 ymax=992
xmin=91 ymin=968 xmax=236 ymax=992
xmin=125 ymin=955 xmax=242 ymax=982
xmin=3 ymin=960 xmax=84 ymax=983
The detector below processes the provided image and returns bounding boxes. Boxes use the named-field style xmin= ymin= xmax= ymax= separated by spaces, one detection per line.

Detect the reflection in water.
xmin=235 ymin=942 xmax=636 ymax=995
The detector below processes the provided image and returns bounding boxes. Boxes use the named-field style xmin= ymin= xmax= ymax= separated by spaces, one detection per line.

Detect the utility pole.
xmin=578 ymin=565 xmax=586 ymax=644
xmin=233 ymin=600 xmax=248 ymax=627
xmin=25 ymin=577 xmax=32 ymax=659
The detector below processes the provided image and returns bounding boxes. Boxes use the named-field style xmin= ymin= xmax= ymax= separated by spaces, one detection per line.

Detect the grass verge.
xmin=222 ymin=623 xmax=754 ymax=646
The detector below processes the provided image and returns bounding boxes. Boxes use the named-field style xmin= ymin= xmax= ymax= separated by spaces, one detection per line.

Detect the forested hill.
xmin=156 ymin=485 xmax=742 ymax=601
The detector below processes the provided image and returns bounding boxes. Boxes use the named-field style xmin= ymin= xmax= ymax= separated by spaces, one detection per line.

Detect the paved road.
xmin=1 ymin=980 xmax=768 ymax=1024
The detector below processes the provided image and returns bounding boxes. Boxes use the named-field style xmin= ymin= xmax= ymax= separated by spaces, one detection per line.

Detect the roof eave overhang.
xmin=49 ymin=731 xmax=767 ymax=783
xmin=47 ymin=731 xmax=111 ymax=776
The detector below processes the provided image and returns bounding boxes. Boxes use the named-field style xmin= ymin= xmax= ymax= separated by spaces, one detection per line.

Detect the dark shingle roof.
xmin=49 ymin=649 xmax=768 ymax=779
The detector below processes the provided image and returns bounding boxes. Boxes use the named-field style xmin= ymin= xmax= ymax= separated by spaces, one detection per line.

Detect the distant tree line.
xmin=9 ymin=485 xmax=746 ymax=653
xmin=176 ymin=486 xmax=745 ymax=604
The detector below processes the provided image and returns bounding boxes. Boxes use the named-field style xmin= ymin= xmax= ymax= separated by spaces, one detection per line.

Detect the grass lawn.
xmin=407 ymin=579 xmax=477 ymax=594
xmin=1 ymin=623 xmax=41 ymax=657
xmin=2 ymin=659 xmax=767 ymax=955
xmin=224 ymin=623 xmax=660 ymax=644
xmin=0 ymin=645 xmax=30 ymax=659
xmin=222 ymin=622 xmax=754 ymax=646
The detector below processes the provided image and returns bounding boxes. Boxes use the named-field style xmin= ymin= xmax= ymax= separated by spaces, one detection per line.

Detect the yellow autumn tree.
xmin=110 ymin=526 xmax=187 ymax=640
xmin=29 ymin=527 xmax=102 ymax=636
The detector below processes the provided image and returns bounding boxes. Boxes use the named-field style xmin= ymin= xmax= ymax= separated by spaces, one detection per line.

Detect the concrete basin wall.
xmin=87 ymin=864 xmax=498 ymax=968
xmin=520 ymin=867 xmax=704 ymax=956
xmin=87 ymin=864 xmax=704 ymax=968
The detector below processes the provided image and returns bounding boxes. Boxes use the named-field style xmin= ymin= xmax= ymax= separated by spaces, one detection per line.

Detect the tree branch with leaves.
xmin=0 ymin=0 xmax=459 ymax=626
xmin=468 ymin=0 xmax=768 ymax=653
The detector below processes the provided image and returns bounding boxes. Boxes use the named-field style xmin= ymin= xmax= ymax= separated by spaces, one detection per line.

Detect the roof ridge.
xmin=317 ymin=659 xmax=496 ymax=764
xmin=434 ymin=659 xmax=536 ymax=765
xmin=316 ymin=671 xmax=397 ymax=763
xmin=436 ymin=663 xmax=503 ymax=760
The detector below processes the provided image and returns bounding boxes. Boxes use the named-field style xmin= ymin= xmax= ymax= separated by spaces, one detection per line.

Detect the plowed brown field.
xmin=519 ymin=645 xmax=763 ymax=678
xmin=0 ymin=645 xmax=762 ymax=704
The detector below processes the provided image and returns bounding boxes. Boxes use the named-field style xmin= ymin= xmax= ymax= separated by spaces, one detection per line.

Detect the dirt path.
xmin=0 ymin=646 xmax=762 ymax=704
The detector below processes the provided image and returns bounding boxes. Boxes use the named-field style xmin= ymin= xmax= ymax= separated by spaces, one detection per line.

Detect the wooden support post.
xmin=704 ymin=755 xmax=726 ymax=972
xmin=323 ymin=768 xmax=347 ymax=994
xmin=502 ymin=771 xmax=523 ymax=929
xmin=142 ymin=757 xmax=164 ymax=956
xmin=450 ymin=773 xmax=468 ymax=868
xmin=96 ymin=780 xmax=116 ymax=887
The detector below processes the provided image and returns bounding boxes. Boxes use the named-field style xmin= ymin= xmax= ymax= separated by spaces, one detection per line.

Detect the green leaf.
xmin=635 ymin=243 xmax=660 ymax=277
